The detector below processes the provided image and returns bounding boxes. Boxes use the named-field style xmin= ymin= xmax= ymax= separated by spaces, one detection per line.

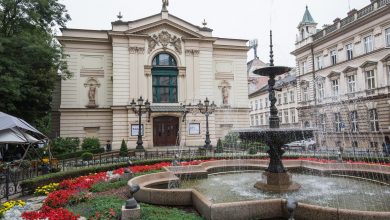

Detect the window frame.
xmin=386 ymin=28 xmax=390 ymax=47
xmin=369 ymin=109 xmax=379 ymax=132
xmin=363 ymin=35 xmax=373 ymax=53
xmin=331 ymin=79 xmax=339 ymax=97
xmin=330 ymin=50 xmax=337 ymax=65
xmin=346 ymin=43 xmax=353 ymax=60
xmin=365 ymin=70 xmax=375 ymax=90
xmin=350 ymin=111 xmax=358 ymax=132
xmin=152 ymin=53 xmax=178 ymax=103
xmin=347 ymin=75 xmax=356 ymax=93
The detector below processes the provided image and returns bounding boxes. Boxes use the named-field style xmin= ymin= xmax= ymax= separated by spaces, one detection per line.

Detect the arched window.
xmin=152 ymin=53 xmax=178 ymax=103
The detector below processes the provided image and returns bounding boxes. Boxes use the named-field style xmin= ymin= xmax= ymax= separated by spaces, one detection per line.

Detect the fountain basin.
xmin=129 ymin=159 xmax=390 ymax=220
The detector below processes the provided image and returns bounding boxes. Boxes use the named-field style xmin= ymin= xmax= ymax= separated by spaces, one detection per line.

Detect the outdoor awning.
xmin=150 ymin=105 xmax=184 ymax=112
xmin=0 ymin=128 xmax=40 ymax=144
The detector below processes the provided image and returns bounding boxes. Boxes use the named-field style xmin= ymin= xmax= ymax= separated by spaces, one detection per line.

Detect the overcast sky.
xmin=59 ymin=0 xmax=370 ymax=66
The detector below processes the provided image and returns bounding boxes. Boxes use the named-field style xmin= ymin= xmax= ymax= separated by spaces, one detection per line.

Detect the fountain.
xmin=238 ymin=30 xmax=313 ymax=192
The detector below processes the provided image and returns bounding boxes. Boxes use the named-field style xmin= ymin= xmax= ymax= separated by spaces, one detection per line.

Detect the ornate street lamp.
xmin=197 ymin=98 xmax=217 ymax=150
xmin=130 ymin=96 xmax=150 ymax=152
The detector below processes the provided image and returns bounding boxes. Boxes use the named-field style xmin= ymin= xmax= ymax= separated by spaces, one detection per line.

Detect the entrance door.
xmin=153 ymin=116 xmax=179 ymax=146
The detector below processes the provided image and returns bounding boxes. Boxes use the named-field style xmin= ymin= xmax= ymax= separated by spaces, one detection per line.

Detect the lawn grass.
xmin=140 ymin=203 xmax=204 ymax=220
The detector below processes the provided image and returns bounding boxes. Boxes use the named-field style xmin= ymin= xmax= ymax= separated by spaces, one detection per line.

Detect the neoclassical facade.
xmin=291 ymin=1 xmax=390 ymax=150
xmin=52 ymin=6 xmax=250 ymax=149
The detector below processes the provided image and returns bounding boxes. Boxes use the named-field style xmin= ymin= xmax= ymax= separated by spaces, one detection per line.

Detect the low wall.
xmin=129 ymin=159 xmax=390 ymax=220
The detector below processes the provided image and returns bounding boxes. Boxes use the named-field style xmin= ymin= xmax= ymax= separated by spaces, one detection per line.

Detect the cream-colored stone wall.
xmin=57 ymin=10 xmax=250 ymax=149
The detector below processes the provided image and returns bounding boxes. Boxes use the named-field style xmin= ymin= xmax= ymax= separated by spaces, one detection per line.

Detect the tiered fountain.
xmin=238 ymin=30 xmax=314 ymax=192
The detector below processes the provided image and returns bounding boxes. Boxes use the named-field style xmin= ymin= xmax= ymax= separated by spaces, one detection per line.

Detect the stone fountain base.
xmin=254 ymin=171 xmax=301 ymax=192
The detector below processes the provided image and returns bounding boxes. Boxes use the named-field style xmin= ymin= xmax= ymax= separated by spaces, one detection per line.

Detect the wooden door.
xmin=153 ymin=116 xmax=179 ymax=146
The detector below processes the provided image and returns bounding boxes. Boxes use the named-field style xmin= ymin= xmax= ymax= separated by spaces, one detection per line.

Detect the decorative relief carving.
xmin=144 ymin=65 xmax=152 ymax=76
xmin=129 ymin=47 xmax=145 ymax=54
xmin=84 ymin=77 xmax=101 ymax=108
xmin=147 ymin=30 xmax=182 ymax=54
xmin=178 ymin=67 xmax=186 ymax=77
xmin=185 ymin=49 xmax=200 ymax=56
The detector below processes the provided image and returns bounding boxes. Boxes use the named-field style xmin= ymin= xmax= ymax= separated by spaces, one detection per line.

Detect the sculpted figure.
xmin=162 ymin=0 xmax=169 ymax=10
xmin=222 ymin=86 xmax=229 ymax=105
xmin=170 ymin=36 xmax=182 ymax=54
xmin=88 ymin=85 xmax=96 ymax=105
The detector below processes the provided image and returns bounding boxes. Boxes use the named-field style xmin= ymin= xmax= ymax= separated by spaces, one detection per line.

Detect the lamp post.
xmin=197 ymin=98 xmax=217 ymax=150
xmin=130 ymin=96 xmax=150 ymax=152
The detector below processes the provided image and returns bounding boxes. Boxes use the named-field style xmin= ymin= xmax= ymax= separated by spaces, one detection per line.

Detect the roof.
xmin=249 ymin=74 xmax=296 ymax=98
xmin=150 ymin=105 xmax=184 ymax=112
xmin=247 ymin=58 xmax=267 ymax=75
xmin=299 ymin=6 xmax=316 ymax=27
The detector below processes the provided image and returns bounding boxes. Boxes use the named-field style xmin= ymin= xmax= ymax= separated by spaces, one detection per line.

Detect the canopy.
xmin=0 ymin=128 xmax=40 ymax=144
xmin=0 ymin=112 xmax=46 ymax=139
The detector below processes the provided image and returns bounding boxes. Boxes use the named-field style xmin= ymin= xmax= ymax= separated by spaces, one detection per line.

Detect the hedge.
xmin=54 ymin=148 xmax=105 ymax=160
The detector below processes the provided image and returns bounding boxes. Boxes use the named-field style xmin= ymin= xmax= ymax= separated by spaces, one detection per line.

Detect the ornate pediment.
xmin=342 ymin=66 xmax=357 ymax=74
xmin=315 ymin=75 xmax=326 ymax=83
xmin=327 ymin=71 xmax=341 ymax=79
xmin=360 ymin=61 xmax=377 ymax=68
xmin=147 ymin=30 xmax=182 ymax=54
xmin=380 ymin=54 xmax=390 ymax=62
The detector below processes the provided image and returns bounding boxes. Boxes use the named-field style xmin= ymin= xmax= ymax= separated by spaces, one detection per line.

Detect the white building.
xmin=52 ymin=4 xmax=250 ymax=149
xmin=291 ymin=2 xmax=390 ymax=150
xmin=249 ymin=70 xmax=299 ymax=128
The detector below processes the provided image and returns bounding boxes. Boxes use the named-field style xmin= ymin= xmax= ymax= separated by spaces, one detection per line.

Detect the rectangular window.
xmin=283 ymin=92 xmax=288 ymax=104
xmin=289 ymin=91 xmax=295 ymax=103
xmin=370 ymin=142 xmax=378 ymax=150
xmin=369 ymin=109 xmax=379 ymax=132
xmin=290 ymin=109 xmax=296 ymax=123
xmin=284 ymin=110 xmax=289 ymax=124
xmin=352 ymin=141 xmax=358 ymax=149
xmin=302 ymin=87 xmax=308 ymax=102
xmin=251 ymin=115 xmax=254 ymax=126
xmin=265 ymin=97 xmax=269 ymax=108
xmin=334 ymin=113 xmax=342 ymax=132
xmin=277 ymin=94 xmax=282 ymax=105
xmin=319 ymin=114 xmax=326 ymax=132
xmin=346 ymin=43 xmax=353 ymax=60
xmin=316 ymin=56 xmax=323 ymax=70
xmin=278 ymin=111 xmax=282 ymax=122
xmin=255 ymin=115 xmax=259 ymax=126
xmin=332 ymin=79 xmax=339 ymax=97
xmin=259 ymin=99 xmax=263 ymax=109
xmin=317 ymin=82 xmax=324 ymax=102
xmin=330 ymin=50 xmax=337 ymax=65
xmin=350 ymin=111 xmax=358 ymax=132
xmin=386 ymin=28 xmax=390 ymax=47
xmin=250 ymin=101 xmax=254 ymax=111
xmin=265 ymin=113 xmax=269 ymax=125
xmin=366 ymin=70 xmax=375 ymax=90
xmin=260 ymin=114 xmax=264 ymax=125
xmin=364 ymin=35 xmax=373 ymax=53
xmin=347 ymin=75 xmax=356 ymax=93
xmin=302 ymin=61 xmax=307 ymax=74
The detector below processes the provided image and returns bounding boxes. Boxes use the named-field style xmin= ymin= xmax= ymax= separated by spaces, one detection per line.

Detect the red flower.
xmin=22 ymin=206 xmax=79 ymax=220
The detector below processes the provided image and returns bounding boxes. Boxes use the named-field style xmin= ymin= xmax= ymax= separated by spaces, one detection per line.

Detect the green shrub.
xmin=248 ymin=147 xmax=258 ymax=155
xmin=81 ymin=137 xmax=101 ymax=151
xmin=19 ymin=160 xmax=31 ymax=169
xmin=50 ymin=137 xmax=80 ymax=155
xmin=81 ymin=152 xmax=93 ymax=161
xmin=55 ymin=148 xmax=104 ymax=160
xmin=215 ymin=138 xmax=223 ymax=153
xmin=223 ymin=132 xmax=240 ymax=148
xmin=119 ymin=139 xmax=128 ymax=157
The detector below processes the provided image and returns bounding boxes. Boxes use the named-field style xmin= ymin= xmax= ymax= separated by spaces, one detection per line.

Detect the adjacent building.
xmin=249 ymin=69 xmax=299 ymax=128
xmin=53 ymin=4 xmax=250 ymax=149
xmin=291 ymin=1 xmax=390 ymax=150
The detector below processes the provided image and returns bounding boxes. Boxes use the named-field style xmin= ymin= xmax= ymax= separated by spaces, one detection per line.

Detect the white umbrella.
xmin=0 ymin=129 xmax=40 ymax=144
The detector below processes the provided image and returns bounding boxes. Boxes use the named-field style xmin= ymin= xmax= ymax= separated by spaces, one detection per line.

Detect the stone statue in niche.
xmin=84 ymin=78 xmax=100 ymax=108
xmin=222 ymin=86 xmax=229 ymax=105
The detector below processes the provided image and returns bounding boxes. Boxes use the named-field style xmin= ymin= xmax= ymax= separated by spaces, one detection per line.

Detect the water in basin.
xmin=179 ymin=171 xmax=390 ymax=212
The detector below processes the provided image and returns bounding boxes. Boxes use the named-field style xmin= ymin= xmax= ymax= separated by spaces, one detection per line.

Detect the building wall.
xmin=56 ymin=11 xmax=250 ymax=149
xmin=292 ymin=1 xmax=390 ymax=150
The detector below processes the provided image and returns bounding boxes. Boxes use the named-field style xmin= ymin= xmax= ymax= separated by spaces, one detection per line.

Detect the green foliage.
xmin=66 ymin=196 xmax=124 ymax=219
xmin=90 ymin=179 xmax=128 ymax=193
xmin=54 ymin=148 xmax=104 ymax=160
xmin=19 ymin=160 xmax=31 ymax=168
xmin=141 ymin=203 xmax=204 ymax=220
xmin=248 ymin=147 xmax=258 ymax=155
xmin=0 ymin=0 xmax=71 ymax=127
xmin=223 ymin=132 xmax=240 ymax=148
xmin=215 ymin=138 xmax=223 ymax=153
xmin=50 ymin=137 xmax=80 ymax=155
xmin=81 ymin=137 xmax=100 ymax=151
xmin=81 ymin=152 xmax=93 ymax=161
xmin=119 ymin=139 xmax=128 ymax=157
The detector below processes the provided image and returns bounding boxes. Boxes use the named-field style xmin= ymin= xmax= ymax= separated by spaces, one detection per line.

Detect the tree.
xmin=0 ymin=0 xmax=71 ymax=132
xmin=119 ymin=139 xmax=128 ymax=157
xmin=81 ymin=137 xmax=100 ymax=151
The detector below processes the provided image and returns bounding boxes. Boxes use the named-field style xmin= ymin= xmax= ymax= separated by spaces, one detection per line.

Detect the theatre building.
xmin=52 ymin=5 xmax=250 ymax=149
